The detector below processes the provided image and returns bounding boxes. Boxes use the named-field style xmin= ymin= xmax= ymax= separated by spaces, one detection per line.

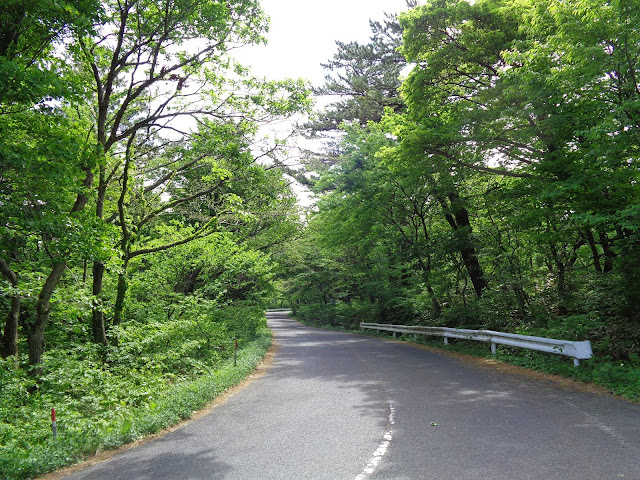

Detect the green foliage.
xmin=284 ymin=0 xmax=640 ymax=407
xmin=0 ymin=0 xmax=306 ymax=476
xmin=0 ymin=0 xmax=100 ymax=107
xmin=0 ymin=329 xmax=271 ymax=480
xmin=311 ymin=13 xmax=406 ymax=131
xmin=0 ymin=224 xmax=276 ymax=478
xmin=294 ymin=301 xmax=379 ymax=331
xmin=112 ymin=301 xmax=266 ymax=378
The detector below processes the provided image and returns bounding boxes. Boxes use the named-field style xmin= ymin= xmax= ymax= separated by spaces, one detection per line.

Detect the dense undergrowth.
xmin=0 ymin=308 xmax=271 ymax=480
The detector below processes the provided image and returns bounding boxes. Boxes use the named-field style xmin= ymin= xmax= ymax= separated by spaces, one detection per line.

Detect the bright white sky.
xmin=235 ymin=0 xmax=414 ymax=208
xmin=236 ymin=0 xmax=412 ymax=86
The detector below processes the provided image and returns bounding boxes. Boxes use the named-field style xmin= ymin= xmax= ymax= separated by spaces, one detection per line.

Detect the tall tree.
xmin=69 ymin=0 xmax=271 ymax=345
xmin=110 ymin=115 xmax=306 ymax=326
xmin=0 ymin=0 xmax=101 ymax=361
xmin=1 ymin=0 xmax=310 ymax=365
xmin=312 ymin=13 xmax=406 ymax=132
xmin=503 ymin=0 xmax=640 ymax=321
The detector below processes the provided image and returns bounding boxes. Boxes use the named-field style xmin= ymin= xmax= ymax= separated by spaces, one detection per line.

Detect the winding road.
xmin=62 ymin=311 xmax=640 ymax=479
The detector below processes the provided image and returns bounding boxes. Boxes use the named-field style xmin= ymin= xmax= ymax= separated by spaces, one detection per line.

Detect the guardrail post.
xmin=444 ymin=336 xmax=449 ymax=345
xmin=491 ymin=342 xmax=497 ymax=355
xmin=574 ymin=358 xmax=580 ymax=367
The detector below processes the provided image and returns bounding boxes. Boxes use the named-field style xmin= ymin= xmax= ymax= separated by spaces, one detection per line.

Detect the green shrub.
xmin=0 ymin=315 xmax=271 ymax=480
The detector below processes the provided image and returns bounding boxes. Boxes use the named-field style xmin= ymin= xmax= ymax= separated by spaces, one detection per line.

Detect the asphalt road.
xmin=63 ymin=312 xmax=640 ymax=480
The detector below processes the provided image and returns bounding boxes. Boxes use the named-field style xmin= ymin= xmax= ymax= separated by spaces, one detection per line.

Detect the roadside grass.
xmin=410 ymin=336 xmax=640 ymax=403
xmin=0 ymin=329 xmax=271 ymax=480
xmin=293 ymin=317 xmax=640 ymax=403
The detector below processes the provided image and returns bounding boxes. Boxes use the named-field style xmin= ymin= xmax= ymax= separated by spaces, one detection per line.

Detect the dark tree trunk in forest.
xmin=585 ymin=229 xmax=603 ymax=274
xmin=28 ymin=261 xmax=66 ymax=367
xmin=585 ymin=229 xmax=617 ymax=275
xmin=178 ymin=267 xmax=202 ymax=295
xmin=416 ymin=257 xmax=441 ymax=315
xmin=2 ymin=296 xmax=20 ymax=359
xmin=112 ymin=256 xmax=130 ymax=327
xmin=598 ymin=230 xmax=615 ymax=274
xmin=441 ymin=194 xmax=488 ymax=298
xmin=91 ymin=166 xmax=108 ymax=345
xmin=113 ymin=138 xmax=134 ymax=329
xmin=92 ymin=260 xmax=107 ymax=345
xmin=0 ymin=258 xmax=19 ymax=358
xmin=112 ymin=272 xmax=127 ymax=327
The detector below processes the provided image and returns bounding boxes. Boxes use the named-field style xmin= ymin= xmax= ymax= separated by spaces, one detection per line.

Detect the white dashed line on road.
xmin=354 ymin=400 xmax=396 ymax=480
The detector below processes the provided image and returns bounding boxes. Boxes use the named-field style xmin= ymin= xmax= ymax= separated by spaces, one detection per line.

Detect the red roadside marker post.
xmin=51 ymin=408 xmax=57 ymax=438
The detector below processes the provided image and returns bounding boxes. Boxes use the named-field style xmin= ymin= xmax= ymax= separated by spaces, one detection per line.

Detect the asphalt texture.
xmin=62 ymin=312 xmax=640 ymax=480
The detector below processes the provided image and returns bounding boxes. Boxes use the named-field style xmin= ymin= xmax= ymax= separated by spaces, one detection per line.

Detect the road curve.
xmin=62 ymin=312 xmax=640 ymax=480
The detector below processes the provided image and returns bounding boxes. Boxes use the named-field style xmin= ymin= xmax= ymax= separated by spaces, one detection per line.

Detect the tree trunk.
xmin=91 ymin=166 xmax=108 ymax=345
xmin=598 ymin=230 xmax=615 ymax=274
xmin=92 ymin=260 xmax=107 ymax=345
xmin=441 ymin=193 xmax=487 ymax=298
xmin=585 ymin=229 xmax=603 ymax=274
xmin=452 ymin=201 xmax=488 ymax=298
xmin=113 ymin=136 xmax=136 ymax=329
xmin=416 ymin=256 xmax=441 ymax=315
xmin=0 ymin=258 xmax=19 ymax=358
xmin=177 ymin=267 xmax=202 ymax=294
xmin=458 ymin=243 xmax=487 ymax=299
xmin=28 ymin=261 xmax=67 ymax=367
xmin=112 ymin=257 xmax=129 ymax=327
xmin=1 ymin=296 xmax=20 ymax=359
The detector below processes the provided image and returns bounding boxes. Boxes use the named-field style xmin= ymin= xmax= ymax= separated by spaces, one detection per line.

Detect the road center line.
xmin=354 ymin=400 xmax=396 ymax=480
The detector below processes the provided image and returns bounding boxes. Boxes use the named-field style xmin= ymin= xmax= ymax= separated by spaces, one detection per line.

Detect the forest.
xmin=0 ymin=0 xmax=309 ymax=477
xmin=1 ymin=0 xmax=639 ymax=478
xmin=284 ymin=0 xmax=640 ymax=396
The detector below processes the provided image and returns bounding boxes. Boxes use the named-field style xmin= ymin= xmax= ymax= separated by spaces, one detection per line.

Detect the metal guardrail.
xmin=360 ymin=323 xmax=593 ymax=366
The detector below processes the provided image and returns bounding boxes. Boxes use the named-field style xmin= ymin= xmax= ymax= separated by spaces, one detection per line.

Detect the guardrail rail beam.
xmin=360 ymin=323 xmax=592 ymax=366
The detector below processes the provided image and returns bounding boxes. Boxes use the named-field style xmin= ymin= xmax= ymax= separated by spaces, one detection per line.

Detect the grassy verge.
xmin=409 ymin=335 xmax=640 ymax=402
xmin=1 ymin=329 xmax=271 ymax=480
xmin=294 ymin=316 xmax=640 ymax=403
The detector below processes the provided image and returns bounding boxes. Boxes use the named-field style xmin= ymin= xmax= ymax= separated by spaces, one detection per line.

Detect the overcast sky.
xmin=236 ymin=0 xmax=412 ymax=87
